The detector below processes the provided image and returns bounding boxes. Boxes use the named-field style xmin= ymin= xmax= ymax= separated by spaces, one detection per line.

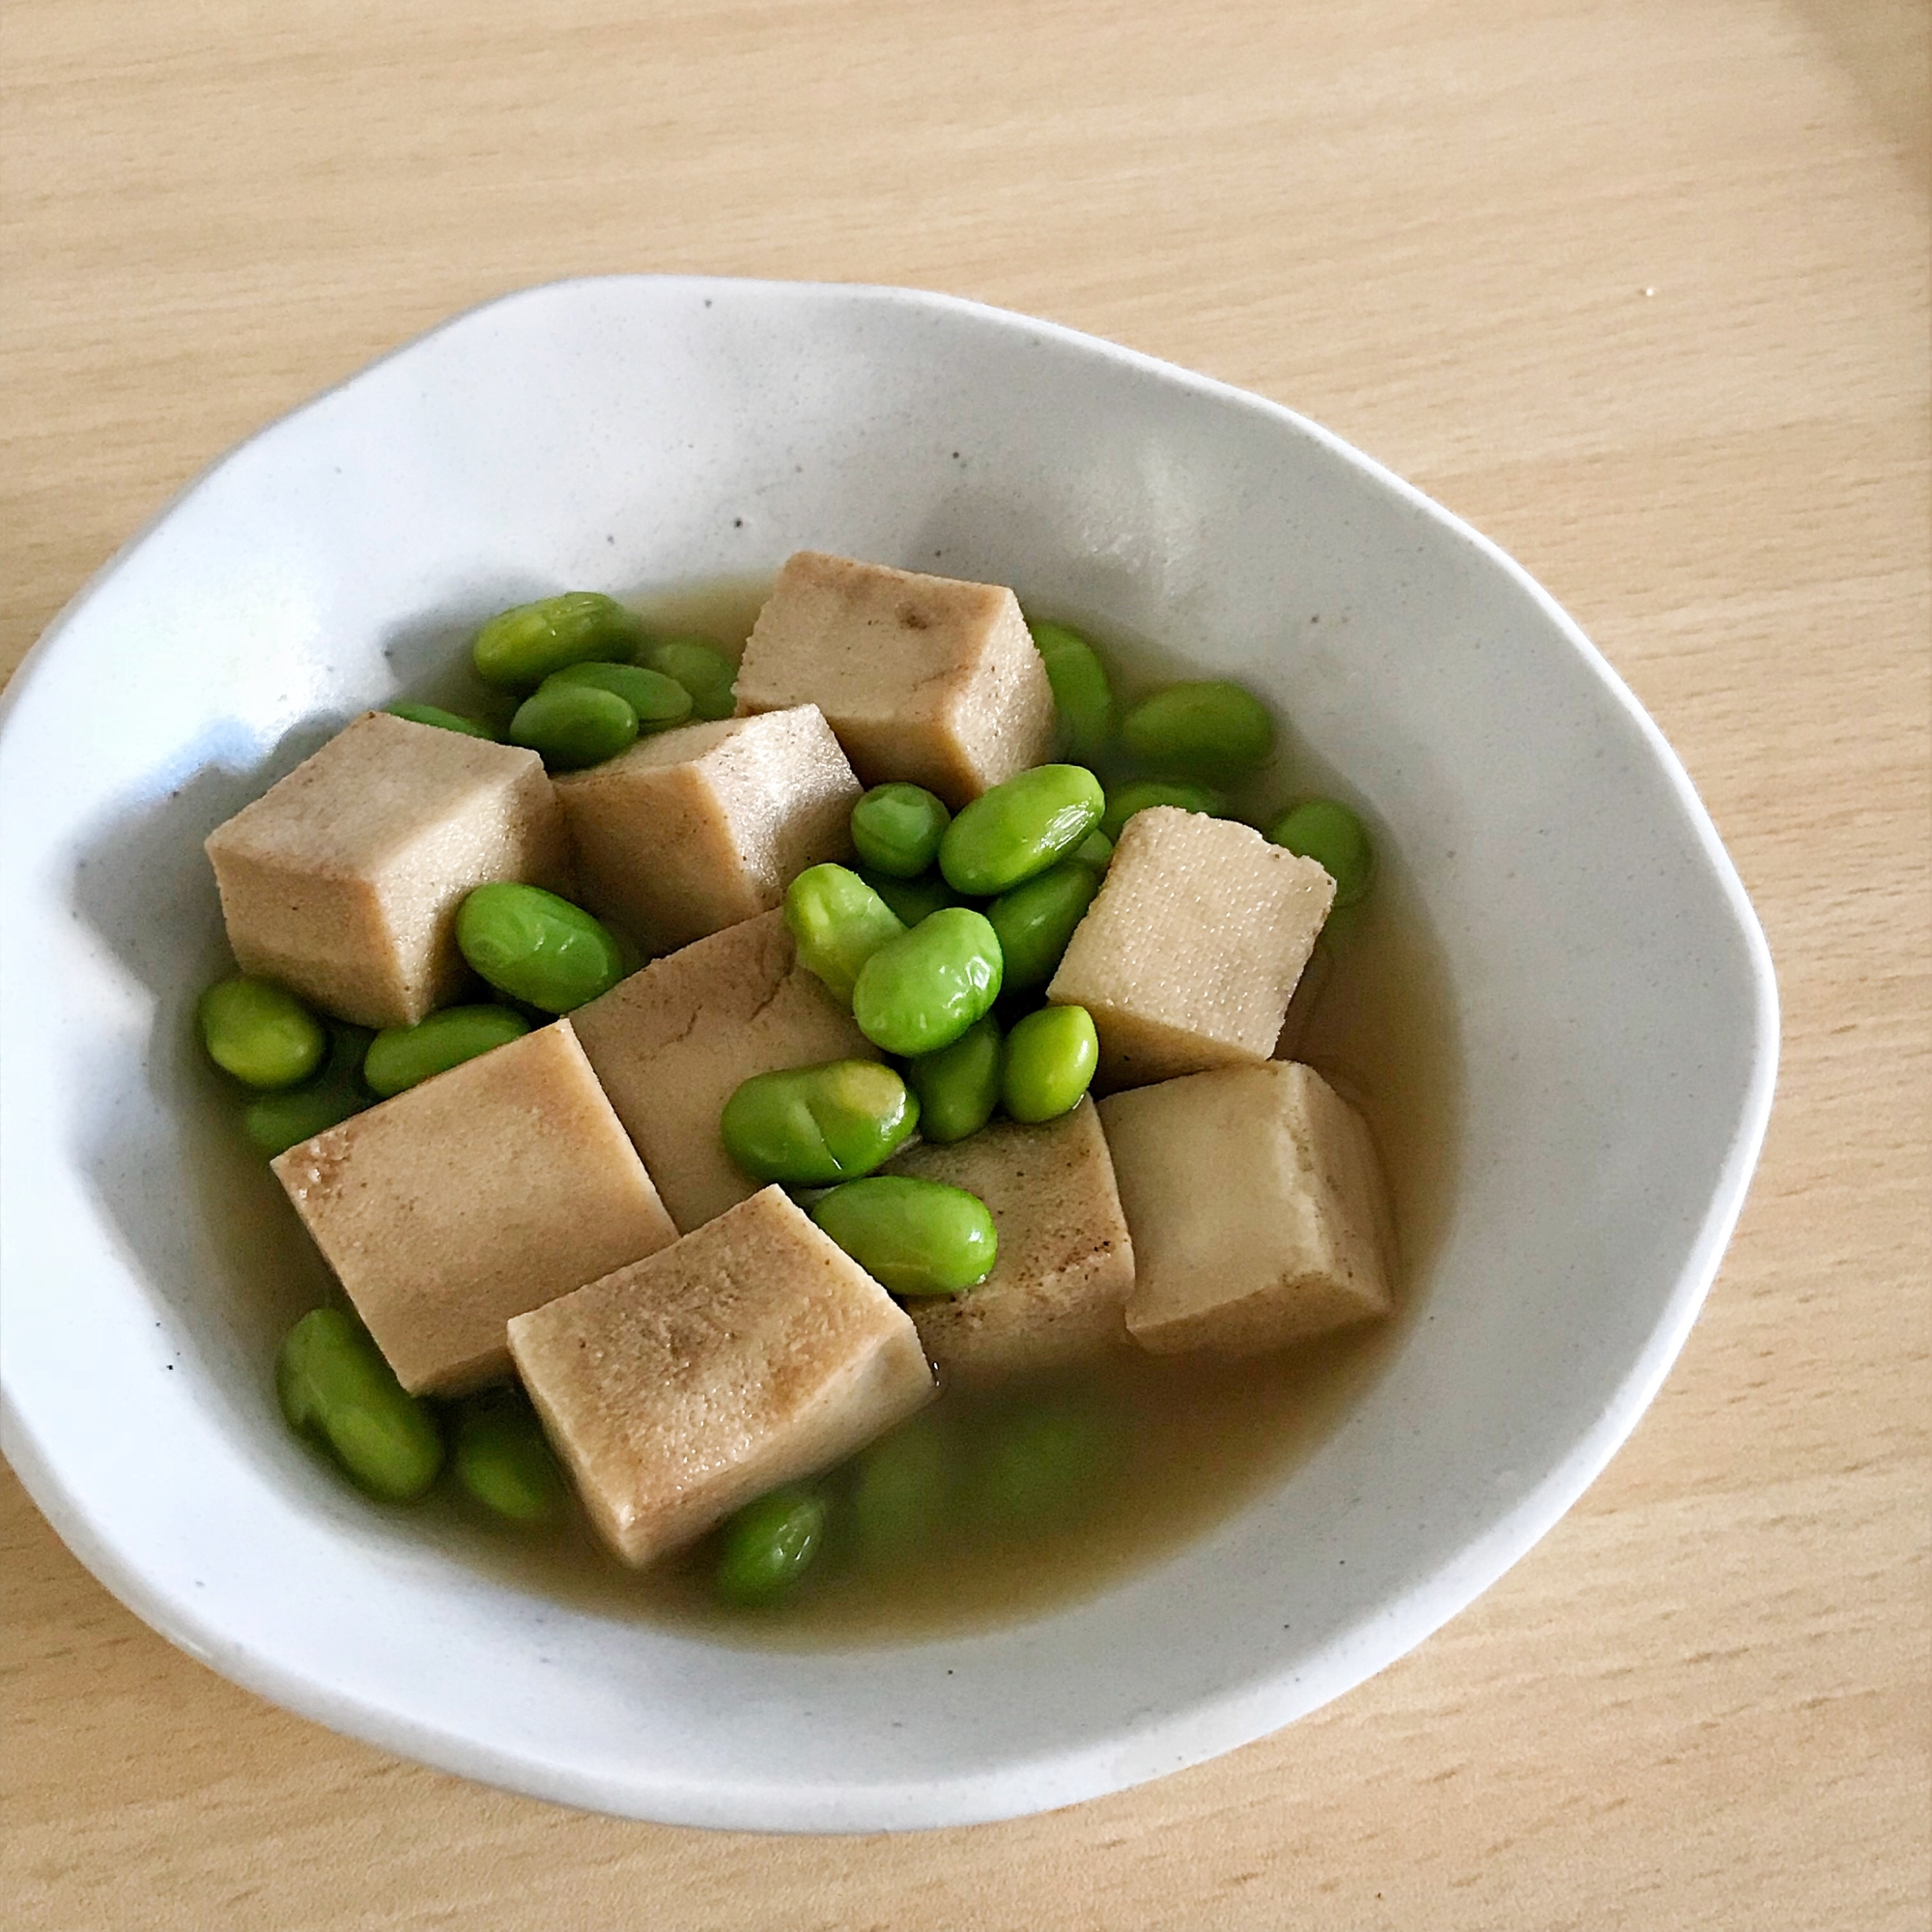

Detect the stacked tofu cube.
xmin=1036 ymin=805 xmax=1393 ymax=1354
xmin=508 ymin=1188 xmax=934 ymax=1565
xmin=272 ymin=1020 xmax=677 ymax=1395
xmin=207 ymin=553 xmax=1400 ymax=1571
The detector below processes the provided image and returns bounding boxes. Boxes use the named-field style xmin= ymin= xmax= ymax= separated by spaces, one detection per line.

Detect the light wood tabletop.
xmin=3 ymin=1 xmax=1926 ymax=1926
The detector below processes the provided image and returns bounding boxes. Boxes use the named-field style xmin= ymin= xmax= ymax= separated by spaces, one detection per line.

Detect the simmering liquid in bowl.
xmin=363 ymin=577 xmax=1463 ymax=1644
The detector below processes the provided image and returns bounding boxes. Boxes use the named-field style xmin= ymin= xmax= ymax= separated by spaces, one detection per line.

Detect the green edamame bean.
xmin=715 ymin=1485 xmax=827 ymax=1606
xmin=242 ymin=1024 xmax=373 ymax=1155
xmin=851 ymin=907 xmax=1005 ymax=1057
xmin=276 ymin=1306 xmax=443 ymax=1502
xmin=545 ymin=661 xmax=694 ymax=732
xmin=1028 ymin=621 xmax=1116 ymax=765
xmin=639 ymin=636 xmax=737 ymax=721
xmin=907 ymin=1014 xmax=1003 ymax=1143
xmin=850 ymin=783 xmax=952 ymax=878
xmin=244 ymin=1083 xmax=364 ymax=1156
xmin=452 ymin=1386 xmax=567 ymax=1524
xmin=363 ymin=1005 xmax=530 ymax=1098
xmin=1072 ymin=828 xmax=1114 ymax=869
xmin=384 ymin=701 xmax=497 ymax=740
xmin=1099 ymin=778 xmax=1227 ymax=842
xmin=721 ymin=1060 xmax=921 ymax=1184
xmin=968 ymin=1393 xmax=1117 ymax=1530
xmin=858 ymin=865 xmax=957 ymax=927
xmin=939 ymin=764 xmax=1105 ymax=896
xmin=1121 ymin=680 xmax=1275 ymax=780
xmin=455 ymin=883 xmax=625 ymax=1012
xmin=783 ymin=864 xmax=906 ymax=1006
xmin=472 ymin=591 xmax=642 ymax=693
xmin=986 ymin=860 xmax=1102 ymax=993
xmin=507 ymin=680 xmax=639 ymax=772
xmin=1268 ymin=798 xmax=1375 ymax=907
xmin=1002 ymin=1005 xmax=1098 ymax=1122
xmin=848 ymin=1411 xmax=952 ymax=1567
xmin=810 ymin=1176 xmax=998 ymax=1296
xmin=199 ymin=976 xmax=327 ymax=1090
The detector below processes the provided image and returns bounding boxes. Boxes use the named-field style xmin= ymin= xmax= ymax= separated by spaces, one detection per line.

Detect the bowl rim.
xmin=0 ymin=273 xmax=1779 ymax=1831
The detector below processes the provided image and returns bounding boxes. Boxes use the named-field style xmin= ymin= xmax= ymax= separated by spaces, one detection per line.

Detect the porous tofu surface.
xmin=571 ymin=910 xmax=878 ymax=1233
xmin=203 ymin=711 xmax=571 ymax=1029
xmin=508 ymin=1186 xmax=934 ymax=1566
xmin=552 ymin=704 xmax=858 ymax=952
xmin=734 ymin=552 xmax=1056 ymax=808
xmin=271 ymin=1020 xmax=676 ymax=1396
xmin=1048 ymin=807 xmax=1334 ymax=1089
xmin=886 ymin=1101 xmax=1135 ymax=1382
xmin=1098 ymin=1061 xmax=1395 ymax=1357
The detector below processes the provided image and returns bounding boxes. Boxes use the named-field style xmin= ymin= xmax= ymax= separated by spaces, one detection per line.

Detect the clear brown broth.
xmin=395 ymin=578 xmax=1463 ymax=1645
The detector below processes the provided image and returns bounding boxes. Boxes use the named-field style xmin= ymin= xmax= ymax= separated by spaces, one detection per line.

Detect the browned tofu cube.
xmin=204 ymin=711 xmax=571 ymax=1029
xmin=272 ymin=1020 xmax=676 ymax=1395
xmin=1048 ymin=808 xmax=1334 ymax=1089
xmin=571 ymin=910 xmax=878 ymax=1233
xmin=507 ymin=1186 xmax=934 ymax=1566
xmin=552 ymin=705 xmax=859 ymax=952
xmin=886 ymin=1100 xmax=1134 ymax=1383
xmin=733 ymin=552 xmax=1056 ymax=808
xmin=1097 ymin=1061 xmax=1395 ymax=1356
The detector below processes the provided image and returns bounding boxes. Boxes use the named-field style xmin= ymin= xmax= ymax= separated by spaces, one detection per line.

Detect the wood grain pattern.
xmin=3 ymin=0 xmax=1926 ymax=1926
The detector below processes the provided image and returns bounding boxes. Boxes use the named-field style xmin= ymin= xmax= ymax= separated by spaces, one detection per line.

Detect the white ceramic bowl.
xmin=0 ymin=277 xmax=1776 ymax=1831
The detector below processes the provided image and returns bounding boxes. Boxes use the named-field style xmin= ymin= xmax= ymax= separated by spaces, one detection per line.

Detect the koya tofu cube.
xmin=205 ymin=710 xmax=571 ymax=1029
xmin=572 ymin=910 xmax=878 ymax=1233
xmin=507 ymin=1186 xmax=934 ymax=1566
xmin=552 ymin=704 xmax=859 ymax=952
xmin=1048 ymin=807 xmax=1334 ymax=1089
xmin=1097 ymin=1061 xmax=1395 ymax=1356
xmin=886 ymin=1100 xmax=1135 ymax=1383
xmin=272 ymin=1020 xmax=676 ymax=1395
xmin=734 ymin=552 xmax=1056 ymax=808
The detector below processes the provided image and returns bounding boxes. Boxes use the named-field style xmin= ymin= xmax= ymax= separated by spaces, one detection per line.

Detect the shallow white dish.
xmin=0 ymin=276 xmax=1776 ymax=1831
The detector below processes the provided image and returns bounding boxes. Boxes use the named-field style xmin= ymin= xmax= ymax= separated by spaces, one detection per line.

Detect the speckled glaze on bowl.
xmin=0 ymin=277 xmax=1776 ymax=1831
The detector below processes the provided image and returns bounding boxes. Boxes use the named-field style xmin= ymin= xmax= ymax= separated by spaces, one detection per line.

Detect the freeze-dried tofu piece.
xmin=271 ymin=1020 xmax=675 ymax=1395
xmin=1048 ymin=807 xmax=1333 ymax=1089
xmin=734 ymin=552 xmax=1056 ymax=808
xmin=1272 ymin=939 xmax=1335 ymax=1062
xmin=552 ymin=704 xmax=858 ymax=952
xmin=507 ymin=1186 xmax=934 ymax=1566
xmin=886 ymin=1100 xmax=1134 ymax=1383
xmin=205 ymin=711 xmax=571 ymax=1029
xmin=571 ymin=910 xmax=878 ymax=1233
xmin=1098 ymin=1061 xmax=1395 ymax=1356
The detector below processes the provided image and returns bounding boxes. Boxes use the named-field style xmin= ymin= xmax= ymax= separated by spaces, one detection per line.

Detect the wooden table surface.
xmin=3 ymin=1 xmax=1926 ymax=1925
